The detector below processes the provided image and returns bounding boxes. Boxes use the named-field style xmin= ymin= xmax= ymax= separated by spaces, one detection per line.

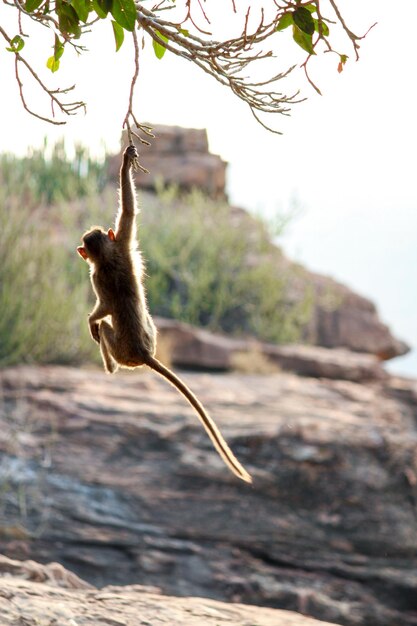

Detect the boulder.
xmin=2 ymin=365 xmax=417 ymax=625
xmin=155 ymin=316 xmax=387 ymax=382
xmin=107 ymin=125 xmax=227 ymax=197
xmin=304 ymin=272 xmax=410 ymax=360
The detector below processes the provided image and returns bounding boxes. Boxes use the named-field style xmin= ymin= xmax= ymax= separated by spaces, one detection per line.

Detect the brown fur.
xmin=77 ymin=145 xmax=252 ymax=484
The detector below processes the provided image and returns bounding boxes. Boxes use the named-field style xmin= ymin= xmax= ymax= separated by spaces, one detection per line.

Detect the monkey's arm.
xmin=115 ymin=146 xmax=138 ymax=245
xmin=88 ymin=301 xmax=110 ymax=343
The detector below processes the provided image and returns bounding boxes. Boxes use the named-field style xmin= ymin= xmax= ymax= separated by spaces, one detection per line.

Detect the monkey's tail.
xmin=144 ymin=355 xmax=252 ymax=484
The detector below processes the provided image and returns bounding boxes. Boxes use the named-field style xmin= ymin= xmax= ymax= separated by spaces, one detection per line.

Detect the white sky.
xmin=1 ymin=0 xmax=416 ymax=376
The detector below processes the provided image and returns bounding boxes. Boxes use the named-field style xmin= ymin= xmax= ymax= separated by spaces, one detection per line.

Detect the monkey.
xmin=77 ymin=144 xmax=252 ymax=484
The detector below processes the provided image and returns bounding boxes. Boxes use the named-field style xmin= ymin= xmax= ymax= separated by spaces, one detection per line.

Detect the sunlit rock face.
xmin=1 ymin=365 xmax=417 ymax=626
xmin=107 ymin=125 xmax=227 ymax=198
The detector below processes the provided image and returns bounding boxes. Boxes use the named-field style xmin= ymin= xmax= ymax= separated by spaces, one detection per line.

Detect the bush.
xmin=141 ymin=188 xmax=312 ymax=344
xmin=0 ymin=139 xmax=106 ymax=206
xmin=0 ymin=146 xmax=105 ymax=366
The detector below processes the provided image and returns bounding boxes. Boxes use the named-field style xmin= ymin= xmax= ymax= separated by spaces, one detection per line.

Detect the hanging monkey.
xmin=77 ymin=144 xmax=252 ymax=484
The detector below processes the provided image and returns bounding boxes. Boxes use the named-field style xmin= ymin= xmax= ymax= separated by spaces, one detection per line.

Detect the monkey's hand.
xmin=89 ymin=319 xmax=100 ymax=344
xmin=123 ymin=144 xmax=139 ymax=168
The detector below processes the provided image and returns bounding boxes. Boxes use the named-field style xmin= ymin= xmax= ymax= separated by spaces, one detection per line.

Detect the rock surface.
xmin=303 ymin=272 xmax=410 ymax=360
xmin=107 ymin=125 xmax=227 ymax=197
xmin=156 ymin=317 xmax=387 ymax=381
xmin=0 ymin=555 xmax=337 ymax=626
xmin=1 ymin=365 xmax=417 ymax=626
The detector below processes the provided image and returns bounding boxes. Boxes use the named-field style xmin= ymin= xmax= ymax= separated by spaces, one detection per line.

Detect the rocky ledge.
xmin=1 ymin=365 xmax=417 ymax=626
xmin=155 ymin=316 xmax=388 ymax=381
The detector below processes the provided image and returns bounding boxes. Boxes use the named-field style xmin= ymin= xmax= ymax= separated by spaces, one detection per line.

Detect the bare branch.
xmin=0 ymin=24 xmax=85 ymax=125
xmin=136 ymin=3 xmax=301 ymax=123
xmin=122 ymin=29 xmax=152 ymax=172
xmin=327 ymin=0 xmax=364 ymax=60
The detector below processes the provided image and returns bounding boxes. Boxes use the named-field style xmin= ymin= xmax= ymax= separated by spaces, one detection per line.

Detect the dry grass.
xmin=230 ymin=344 xmax=280 ymax=375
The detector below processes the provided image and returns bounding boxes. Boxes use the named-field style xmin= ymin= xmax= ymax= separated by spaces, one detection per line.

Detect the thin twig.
xmin=0 ymin=24 xmax=85 ymax=125
xmin=122 ymin=29 xmax=151 ymax=172
xmin=327 ymin=0 xmax=360 ymax=59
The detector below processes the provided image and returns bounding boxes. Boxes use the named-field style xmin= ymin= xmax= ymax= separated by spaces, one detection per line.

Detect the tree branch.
xmin=2 ymin=1 xmax=374 ymax=132
xmin=0 ymin=24 xmax=85 ymax=125
xmin=122 ymin=29 xmax=152 ymax=172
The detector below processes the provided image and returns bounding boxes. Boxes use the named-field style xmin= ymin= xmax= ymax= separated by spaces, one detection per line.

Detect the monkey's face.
xmin=77 ymin=228 xmax=115 ymax=263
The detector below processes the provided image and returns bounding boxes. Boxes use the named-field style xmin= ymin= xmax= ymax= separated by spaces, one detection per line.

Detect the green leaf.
xmin=11 ymin=35 xmax=24 ymax=51
xmin=46 ymin=55 xmax=60 ymax=72
xmin=6 ymin=35 xmax=25 ymax=53
xmin=152 ymin=30 xmax=168 ymax=59
xmin=111 ymin=0 xmax=136 ymax=32
xmin=93 ymin=0 xmax=111 ymax=18
xmin=71 ymin=0 xmax=89 ymax=23
xmin=313 ymin=18 xmax=329 ymax=36
xmin=304 ymin=3 xmax=317 ymax=13
xmin=54 ymin=35 xmax=65 ymax=60
xmin=292 ymin=25 xmax=315 ymax=55
xmin=293 ymin=7 xmax=315 ymax=35
xmin=276 ymin=13 xmax=293 ymax=31
xmin=57 ymin=3 xmax=82 ymax=37
xmin=111 ymin=20 xmax=124 ymax=51
xmin=25 ymin=0 xmax=43 ymax=11
xmin=179 ymin=28 xmax=189 ymax=36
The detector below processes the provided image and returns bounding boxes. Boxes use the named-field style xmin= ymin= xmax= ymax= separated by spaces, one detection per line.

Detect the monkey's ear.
xmin=77 ymin=246 xmax=88 ymax=261
xmin=108 ymin=228 xmax=116 ymax=241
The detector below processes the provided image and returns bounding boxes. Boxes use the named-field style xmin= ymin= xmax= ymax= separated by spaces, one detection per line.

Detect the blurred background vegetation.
xmin=0 ymin=142 xmax=312 ymax=367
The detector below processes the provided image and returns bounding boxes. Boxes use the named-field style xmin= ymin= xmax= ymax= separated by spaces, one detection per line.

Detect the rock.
xmin=265 ymin=343 xmax=387 ymax=381
xmin=156 ymin=316 xmax=387 ymax=382
xmin=2 ymin=365 xmax=417 ymax=626
xmin=107 ymin=125 xmax=227 ymax=197
xmin=156 ymin=316 xmax=245 ymax=369
xmin=0 ymin=554 xmax=93 ymax=589
xmin=0 ymin=556 xmax=337 ymax=626
xmin=304 ymin=272 xmax=410 ymax=360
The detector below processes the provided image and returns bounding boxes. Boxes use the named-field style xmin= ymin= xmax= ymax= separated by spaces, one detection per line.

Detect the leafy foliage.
xmin=275 ymin=4 xmax=332 ymax=56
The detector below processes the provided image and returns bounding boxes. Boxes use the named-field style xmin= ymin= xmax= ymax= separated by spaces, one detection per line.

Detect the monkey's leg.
xmin=98 ymin=321 xmax=119 ymax=374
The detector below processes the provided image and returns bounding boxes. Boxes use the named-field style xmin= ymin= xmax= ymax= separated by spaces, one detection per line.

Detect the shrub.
xmin=0 ymin=139 xmax=106 ymax=206
xmin=140 ymin=188 xmax=312 ymax=344
xmin=0 ymin=155 xmax=99 ymax=365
